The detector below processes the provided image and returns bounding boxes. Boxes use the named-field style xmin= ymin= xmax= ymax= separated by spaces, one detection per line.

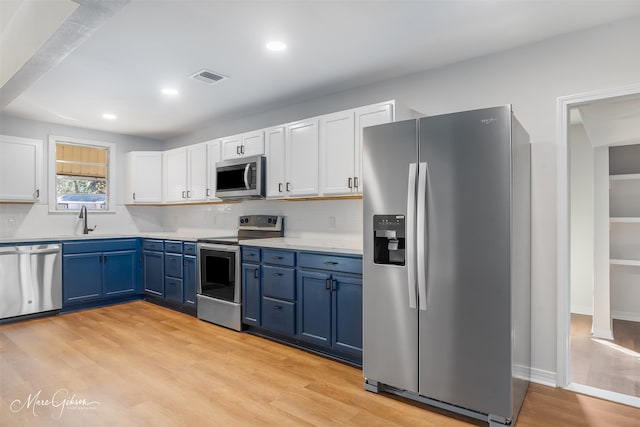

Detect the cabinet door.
xmin=265 ymin=126 xmax=286 ymax=198
xmin=187 ymin=143 xmax=208 ymax=201
xmin=242 ymin=263 xmax=261 ymax=326
xmin=242 ymin=130 xmax=265 ymax=157
xmin=163 ymin=147 xmax=188 ymax=202
xmin=143 ymin=250 xmax=164 ymax=296
xmin=354 ymin=102 xmax=394 ymax=193
xmin=63 ymin=253 xmax=102 ymax=304
xmin=103 ymin=250 xmax=136 ymax=296
xmin=164 ymin=277 xmax=184 ymax=304
xmin=221 ymin=135 xmax=243 ymax=160
xmin=126 ymin=152 xmax=162 ymax=203
xmin=0 ymin=136 xmax=41 ymax=202
xmin=320 ymin=110 xmax=356 ymax=196
xmin=331 ymin=274 xmax=363 ymax=359
xmin=297 ymin=269 xmax=331 ymax=348
xmin=183 ymin=255 xmax=197 ymax=307
xmin=286 ymin=119 xmax=319 ymax=197
xmin=206 ymin=140 xmax=221 ymax=200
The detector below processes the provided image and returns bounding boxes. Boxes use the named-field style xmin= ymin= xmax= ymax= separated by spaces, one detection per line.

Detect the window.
xmin=48 ymin=136 xmax=116 ymax=212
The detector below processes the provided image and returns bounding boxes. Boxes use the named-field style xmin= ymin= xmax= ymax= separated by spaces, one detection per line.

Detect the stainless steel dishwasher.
xmin=0 ymin=243 xmax=62 ymax=321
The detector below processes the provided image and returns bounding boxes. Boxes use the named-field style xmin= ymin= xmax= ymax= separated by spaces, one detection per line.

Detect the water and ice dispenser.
xmin=373 ymin=215 xmax=406 ymax=265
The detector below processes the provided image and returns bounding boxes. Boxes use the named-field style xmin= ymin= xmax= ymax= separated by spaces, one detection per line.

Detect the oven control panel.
xmin=238 ymin=215 xmax=283 ymax=230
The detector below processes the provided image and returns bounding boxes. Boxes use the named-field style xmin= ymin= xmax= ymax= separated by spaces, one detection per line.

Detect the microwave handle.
xmin=243 ymin=163 xmax=251 ymax=189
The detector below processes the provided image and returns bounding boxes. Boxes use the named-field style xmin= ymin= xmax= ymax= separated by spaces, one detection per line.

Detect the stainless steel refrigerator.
xmin=362 ymin=105 xmax=531 ymax=426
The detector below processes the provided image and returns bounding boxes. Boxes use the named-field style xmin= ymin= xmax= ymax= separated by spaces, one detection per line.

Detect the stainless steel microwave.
xmin=215 ymin=155 xmax=266 ymax=199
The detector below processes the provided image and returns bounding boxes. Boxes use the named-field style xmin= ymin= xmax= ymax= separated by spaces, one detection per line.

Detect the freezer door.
xmin=417 ymin=106 xmax=513 ymax=418
xmin=363 ymin=119 xmax=419 ymax=393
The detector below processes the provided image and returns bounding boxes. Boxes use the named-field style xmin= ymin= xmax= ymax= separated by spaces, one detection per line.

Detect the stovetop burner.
xmin=197 ymin=215 xmax=284 ymax=245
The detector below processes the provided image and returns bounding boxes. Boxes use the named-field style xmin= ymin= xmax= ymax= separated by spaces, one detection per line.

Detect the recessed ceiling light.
xmin=102 ymin=113 xmax=117 ymax=120
xmin=266 ymin=41 xmax=287 ymax=52
xmin=161 ymin=88 xmax=179 ymax=96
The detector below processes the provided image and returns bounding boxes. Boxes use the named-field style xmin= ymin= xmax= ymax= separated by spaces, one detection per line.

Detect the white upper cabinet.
xmin=163 ymin=147 xmax=188 ymax=203
xmin=319 ymin=110 xmax=356 ymax=196
xmin=286 ymin=119 xmax=319 ymax=198
xmin=187 ymin=142 xmax=208 ymax=201
xmin=265 ymin=126 xmax=287 ymax=198
xmin=318 ymin=101 xmax=394 ymax=196
xmin=353 ymin=101 xmax=394 ymax=194
xmin=125 ymin=151 xmax=162 ymax=204
xmin=221 ymin=130 xmax=264 ymax=160
xmin=206 ymin=140 xmax=221 ymax=201
xmin=0 ymin=135 xmax=42 ymax=202
xmin=163 ymin=142 xmax=208 ymax=203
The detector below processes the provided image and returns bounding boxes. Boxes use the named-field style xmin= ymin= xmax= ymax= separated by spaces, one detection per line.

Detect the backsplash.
xmin=0 ymin=198 xmax=362 ymax=240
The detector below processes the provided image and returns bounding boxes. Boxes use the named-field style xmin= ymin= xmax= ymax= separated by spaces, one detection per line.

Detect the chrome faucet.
xmin=78 ymin=205 xmax=96 ymax=234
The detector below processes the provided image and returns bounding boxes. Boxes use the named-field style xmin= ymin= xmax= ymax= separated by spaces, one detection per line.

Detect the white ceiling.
xmin=2 ymin=0 xmax=640 ymax=141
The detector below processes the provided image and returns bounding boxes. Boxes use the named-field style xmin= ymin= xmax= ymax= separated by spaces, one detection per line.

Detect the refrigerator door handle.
xmin=406 ymin=162 xmax=418 ymax=309
xmin=417 ymin=162 xmax=428 ymax=311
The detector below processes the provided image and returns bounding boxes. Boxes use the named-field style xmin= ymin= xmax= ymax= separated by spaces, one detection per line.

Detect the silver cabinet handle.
xmin=278 ymin=183 xmax=283 ymax=193
xmin=348 ymin=177 xmax=353 ymax=189
xmin=354 ymin=177 xmax=359 ymax=188
xmin=236 ymin=146 xmax=241 ymax=155
xmin=133 ymin=192 xmax=136 ymax=201
xmin=187 ymin=190 xmax=191 ymax=198
xmin=286 ymin=182 xmax=291 ymax=192
xmin=406 ymin=163 xmax=418 ymax=310
xmin=206 ymin=188 xmax=211 ymax=197
xmin=181 ymin=190 xmax=186 ymax=199
xmin=34 ymin=189 xmax=40 ymax=199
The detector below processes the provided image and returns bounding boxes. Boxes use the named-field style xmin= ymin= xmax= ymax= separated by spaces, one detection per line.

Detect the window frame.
xmin=48 ymin=135 xmax=116 ymax=213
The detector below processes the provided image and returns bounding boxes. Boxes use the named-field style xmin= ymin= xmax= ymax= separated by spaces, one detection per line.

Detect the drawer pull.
xmin=324 ymin=261 xmax=338 ymax=266
xmin=272 ymin=305 xmax=282 ymax=310
xmin=273 ymin=273 xmax=283 ymax=277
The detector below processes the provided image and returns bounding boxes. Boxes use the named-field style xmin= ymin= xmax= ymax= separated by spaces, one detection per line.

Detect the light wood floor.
xmin=1 ymin=302 xmax=639 ymax=426
xmin=571 ymin=313 xmax=640 ymax=397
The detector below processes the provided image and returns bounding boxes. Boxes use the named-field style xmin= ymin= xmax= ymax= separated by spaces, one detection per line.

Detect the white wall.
xmin=164 ymin=15 xmax=640 ymax=379
xmin=570 ymin=123 xmax=594 ymax=315
xmin=0 ymin=115 xmax=165 ymax=237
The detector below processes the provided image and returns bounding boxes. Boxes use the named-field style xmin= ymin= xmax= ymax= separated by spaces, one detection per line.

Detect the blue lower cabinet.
xmin=165 ymin=277 xmax=184 ymax=304
xmin=297 ymin=269 xmax=332 ymax=348
xmin=63 ymin=252 xmax=103 ymax=303
xmin=262 ymin=296 xmax=295 ymax=335
xmin=62 ymin=239 xmax=140 ymax=308
xmin=183 ymin=255 xmax=197 ymax=308
xmin=143 ymin=250 xmax=164 ymax=297
xmin=331 ymin=274 xmax=363 ymax=359
xmin=242 ymin=263 xmax=261 ymax=326
xmin=104 ymin=250 xmax=137 ymax=296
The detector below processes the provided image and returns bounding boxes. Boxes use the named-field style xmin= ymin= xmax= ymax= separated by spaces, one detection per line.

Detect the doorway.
xmin=558 ymin=84 xmax=640 ymax=407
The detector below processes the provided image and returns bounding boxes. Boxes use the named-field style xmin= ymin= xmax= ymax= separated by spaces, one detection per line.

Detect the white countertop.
xmin=240 ymin=237 xmax=363 ymax=255
xmin=1 ymin=233 xmax=364 ymax=255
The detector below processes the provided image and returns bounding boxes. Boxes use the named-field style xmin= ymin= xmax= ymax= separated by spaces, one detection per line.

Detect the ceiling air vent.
xmin=190 ymin=69 xmax=228 ymax=85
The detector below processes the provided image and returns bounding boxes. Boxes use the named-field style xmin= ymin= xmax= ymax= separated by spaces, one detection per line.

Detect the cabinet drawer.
xmin=165 ymin=253 xmax=183 ymax=278
xmin=183 ymin=242 xmax=197 ymax=256
xmin=262 ymin=249 xmax=295 ymax=267
xmin=298 ymin=252 xmax=362 ymax=275
xmin=142 ymin=239 xmax=164 ymax=251
xmin=164 ymin=240 xmax=183 ymax=254
xmin=64 ymin=238 xmax=138 ymax=254
xmin=242 ymin=247 xmax=261 ymax=263
xmin=165 ymin=277 xmax=183 ymax=304
xmin=262 ymin=265 xmax=295 ymax=300
xmin=262 ymin=297 xmax=295 ymax=336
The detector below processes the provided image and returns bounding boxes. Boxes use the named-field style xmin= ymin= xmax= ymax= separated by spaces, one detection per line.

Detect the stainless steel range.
xmin=197 ymin=215 xmax=284 ymax=330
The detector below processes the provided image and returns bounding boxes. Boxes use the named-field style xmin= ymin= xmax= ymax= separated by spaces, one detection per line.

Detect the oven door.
xmin=197 ymin=243 xmax=240 ymax=304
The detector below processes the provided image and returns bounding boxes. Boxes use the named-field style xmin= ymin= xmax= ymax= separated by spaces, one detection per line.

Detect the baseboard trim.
xmin=592 ymin=327 xmax=614 ymax=340
xmin=566 ymin=383 xmax=640 ymax=408
xmin=570 ymin=306 xmax=593 ymax=316
xmin=529 ymin=367 xmax=556 ymax=387
xmin=612 ymin=310 xmax=640 ymax=322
